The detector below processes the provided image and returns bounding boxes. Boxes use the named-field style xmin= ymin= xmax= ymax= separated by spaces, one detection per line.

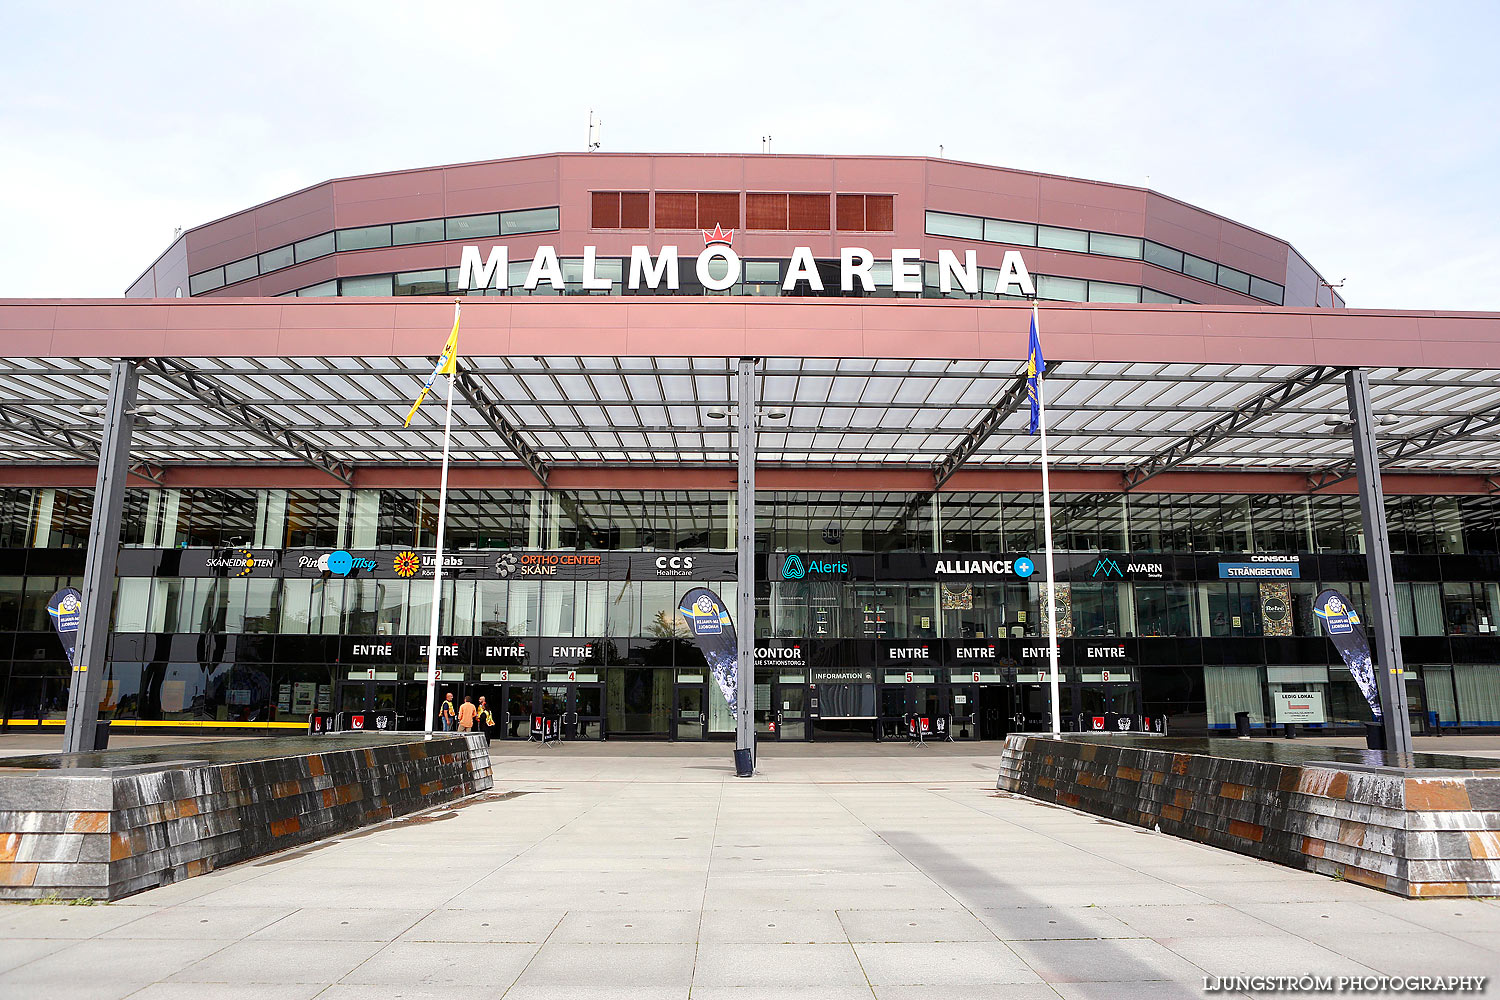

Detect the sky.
xmin=2 ymin=0 xmax=1497 ymax=309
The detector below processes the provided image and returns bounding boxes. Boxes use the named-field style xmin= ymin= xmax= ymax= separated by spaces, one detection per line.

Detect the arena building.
xmin=2 ymin=151 xmax=1498 ymax=741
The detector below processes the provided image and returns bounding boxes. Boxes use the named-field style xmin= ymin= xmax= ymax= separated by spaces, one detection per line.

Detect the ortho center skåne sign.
xmin=456 ymin=226 xmax=1037 ymax=296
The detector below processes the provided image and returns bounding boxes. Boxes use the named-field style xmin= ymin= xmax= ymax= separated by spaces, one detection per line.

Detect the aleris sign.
xmin=457 ymin=226 xmax=1036 ymax=296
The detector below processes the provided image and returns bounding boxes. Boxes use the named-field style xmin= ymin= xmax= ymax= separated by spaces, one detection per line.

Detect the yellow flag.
xmin=404 ymin=302 xmax=460 ymax=427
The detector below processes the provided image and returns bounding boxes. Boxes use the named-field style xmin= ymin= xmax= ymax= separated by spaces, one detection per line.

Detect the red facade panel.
xmin=655 ymin=192 xmax=697 ymax=229
xmin=747 ymin=193 xmax=788 ymax=230
xmin=620 ymin=192 xmax=649 ymax=229
xmin=591 ymin=191 xmax=620 ymax=229
xmin=835 ymin=193 xmax=863 ymax=231
xmin=864 ymin=195 xmax=894 ymax=232
xmin=697 ymin=192 xmax=741 ymax=231
xmin=787 ymin=193 xmax=829 ymax=231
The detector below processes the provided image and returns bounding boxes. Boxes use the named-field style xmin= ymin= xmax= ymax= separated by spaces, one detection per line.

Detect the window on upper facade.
xmin=592 ymin=192 xmax=648 ymax=229
xmin=838 ymin=194 xmax=893 ymax=231
xmin=655 ymin=192 xmax=740 ymax=231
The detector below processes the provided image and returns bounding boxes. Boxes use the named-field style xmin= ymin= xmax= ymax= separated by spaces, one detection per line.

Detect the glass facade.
xmin=2 ymin=486 xmax=1498 ymax=737
xmin=925 ymin=210 xmax=1288 ymax=305
xmin=188 ymin=206 xmax=561 ymax=294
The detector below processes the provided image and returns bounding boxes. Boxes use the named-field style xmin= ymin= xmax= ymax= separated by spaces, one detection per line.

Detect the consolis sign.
xmin=457 ymin=225 xmax=1036 ymax=297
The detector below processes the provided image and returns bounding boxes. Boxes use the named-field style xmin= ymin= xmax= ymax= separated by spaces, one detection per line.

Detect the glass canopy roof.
xmin=0 ymin=355 xmax=1497 ymax=481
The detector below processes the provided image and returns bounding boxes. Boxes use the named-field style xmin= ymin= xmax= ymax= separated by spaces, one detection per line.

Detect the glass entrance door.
xmin=675 ymin=684 xmax=707 ymax=740
xmin=2 ymin=672 xmax=69 ymax=729
xmin=504 ymin=681 xmax=536 ymax=738
xmin=975 ymin=684 xmax=1013 ymax=740
xmin=1017 ymin=682 xmax=1072 ymax=731
xmin=572 ymin=682 xmax=603 ymax=739
xmin=877 ymin=685 xmax=906 ymax=740
xmin=950 ymin=683 xmax=979 ymax=740
xmin=606 ymin=667 xmax=672 ymax=737
xmin=777 ymin=684 xmax=807 ymax=740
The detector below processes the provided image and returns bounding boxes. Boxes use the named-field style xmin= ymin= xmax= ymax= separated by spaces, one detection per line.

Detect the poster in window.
xmin=1039 ymin=584 xmax=1073 ymax=638
xmin=160 ymin=679 xmax=187 ymax=713
xmin=277 ymin=683 xmax=292 ymax=712
xmin=941 ymin=584 xmax=973 ymax=610
xmin=1261 ymin=582 xmax=1292 ymax=637
xmin=292 ymin=682 xmax=317 ymax=714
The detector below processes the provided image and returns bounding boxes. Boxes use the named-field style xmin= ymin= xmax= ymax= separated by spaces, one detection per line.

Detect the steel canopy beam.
xmin=931 ymin=371 xmax=1035 ymax=490
xmin=138 ymin=358 xmax=355 ymax=485
xmin=452 ymin=369 xmax=549 ymax=487
xmin=1121 ymin=365 xmax=1349 ymax=491
xmin=0 ymin=402 xmax=164 ymax=484
xmin=1309 ymin=397 xmax=1500 ymax=491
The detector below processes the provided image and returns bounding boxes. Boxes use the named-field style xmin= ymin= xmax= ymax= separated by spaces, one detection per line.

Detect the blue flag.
xmin=1026 ymin=308 xmax=1045 ymax=434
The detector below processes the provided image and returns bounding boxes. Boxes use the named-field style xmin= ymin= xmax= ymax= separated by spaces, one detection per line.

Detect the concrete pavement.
xmin=2 ymin=742 xmax=1498 ymax=998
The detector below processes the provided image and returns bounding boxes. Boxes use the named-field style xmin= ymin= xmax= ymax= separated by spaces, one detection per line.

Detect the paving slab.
xmin=0 ymin=744 xmax=1497 ymax=997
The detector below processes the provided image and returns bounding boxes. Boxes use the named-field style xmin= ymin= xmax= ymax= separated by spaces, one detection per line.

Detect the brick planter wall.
xmin=996 ymin=734 xmax=1500 ymax=898
xmin=0 ymin=733 xmax=492 ymax=901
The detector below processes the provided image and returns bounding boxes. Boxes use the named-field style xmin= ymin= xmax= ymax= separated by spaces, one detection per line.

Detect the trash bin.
xmin=1281 ymin=723 xmax=1296 ymax=739
xmin=93 ymin=719 xmax=111 ymax=751
xmin=1364 ymin=721 xmax=1386 ymax=751
xmin=1234 ymin=711 xmax=1252 ymax=738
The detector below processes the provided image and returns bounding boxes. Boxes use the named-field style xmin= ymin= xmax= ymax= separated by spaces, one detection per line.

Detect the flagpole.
xmin=1034 ymin=303 xmax=1062 ymax=736
xmin=423 ymin=304 xmax=459 ymax=737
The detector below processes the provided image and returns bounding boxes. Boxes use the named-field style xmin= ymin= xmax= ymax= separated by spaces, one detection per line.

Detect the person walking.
xmin=475 ymin=695 xmax=495 ymax=742
xmin=438 ymin=692 xmax=457 ymax=732
xmin=457 ymin=695 xmax=477 ymax=733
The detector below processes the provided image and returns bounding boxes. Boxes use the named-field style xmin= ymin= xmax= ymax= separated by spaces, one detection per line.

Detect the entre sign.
xmin=457 ymin=227 xmax=1036 ymax=296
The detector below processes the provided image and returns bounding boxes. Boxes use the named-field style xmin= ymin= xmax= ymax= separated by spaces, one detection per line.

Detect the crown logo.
xmin=702 ymin=223 xmax=735 ymax=247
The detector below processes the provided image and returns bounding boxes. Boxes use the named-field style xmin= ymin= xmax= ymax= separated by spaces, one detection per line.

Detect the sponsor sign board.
xmin=1273 ymin=690 xmax=1326 ymax=724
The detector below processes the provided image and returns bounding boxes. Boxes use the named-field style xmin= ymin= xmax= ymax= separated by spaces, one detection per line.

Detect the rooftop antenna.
xmin=1316 ymin=277 xmax=1347 ymax=309
xmin=762 ymin=135 xmax=772 ymax=153
xmin=587 ymin=110 xmax=602 ymax=152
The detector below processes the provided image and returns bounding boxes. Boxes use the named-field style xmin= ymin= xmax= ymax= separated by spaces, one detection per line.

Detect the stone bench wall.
xmin=0 ymin=733 xmax=492 ymax=901
xmin=996 ymin=734 xmax=1500 ymax=898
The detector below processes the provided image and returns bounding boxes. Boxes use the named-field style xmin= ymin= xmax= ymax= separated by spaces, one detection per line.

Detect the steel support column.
xmin=1346 ymin=369 xmax=1413 ymax=755
xmin=735 ymin=358 xmax=757 ymax=776
xmin=62 ymin=361 xmax=138 ymax=753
